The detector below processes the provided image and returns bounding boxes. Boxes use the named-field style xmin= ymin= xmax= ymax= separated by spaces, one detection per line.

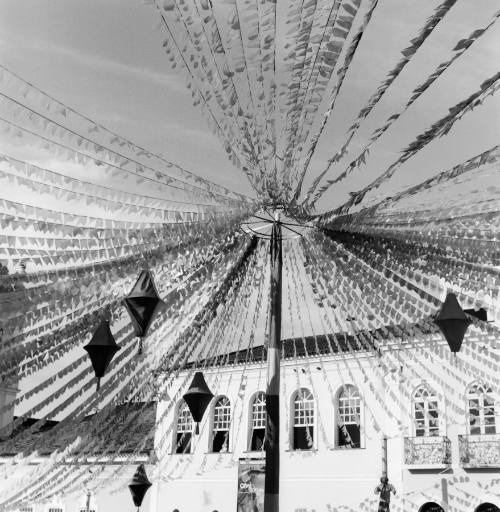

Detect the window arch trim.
xmin=335 ymin=384 xmax=363 ymax=449
xmin=173 ymin=399 xmax=194 ymax=454
xmin=290 ymin=387 xmax=315 ymax=451
xmin=210 ymin=395 xmax=231 ymax=453
xmin=248 ymin=391 xmax=266 ymax=452
xmin=412 ymin=383 xmax=440 ymax=437
xmin=466 ymin=381 xmax=496 ymax=436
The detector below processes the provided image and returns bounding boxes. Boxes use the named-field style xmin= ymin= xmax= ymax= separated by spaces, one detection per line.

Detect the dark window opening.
xmin=175 ymin=432 xmax=191 ymax=454
xmin=293 ymin=426 xmax=314 ymax=450
xmin=292 ymin=388 xmax=314 ymax=450
xmin=212 ymin=430 xmax=229 ymax=452
xmin=250 ymin=427 xmax=265 ymax=451
xmin=338 ymin=423 xmax=360 ymax=448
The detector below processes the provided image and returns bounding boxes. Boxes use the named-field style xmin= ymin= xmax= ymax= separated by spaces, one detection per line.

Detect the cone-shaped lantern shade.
xmin=84 ymin=320 xmax=121 ymax=391
xmin=123 ymin=270 xmax=164 ymax=338
xmin=128 ymin=464 xmax=152 ymax=508
xmin=183 ymin=372 xmax=213 ymax=434
xmin=434 ymin=293 xmax=472 ymax=353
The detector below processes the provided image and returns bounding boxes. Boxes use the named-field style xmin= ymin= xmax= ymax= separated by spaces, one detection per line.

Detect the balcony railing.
xmin=404 ymin=436 xmax=451 ymax=468
xmin=459 ymin=434 xmax=500 ymax=468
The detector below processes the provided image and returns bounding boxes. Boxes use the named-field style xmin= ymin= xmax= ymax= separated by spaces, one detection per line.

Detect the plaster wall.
xmin=152 ymin=341 xmax=500 ymax=512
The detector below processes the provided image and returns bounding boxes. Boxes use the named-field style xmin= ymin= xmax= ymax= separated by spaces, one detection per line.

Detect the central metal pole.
xmin=264 ymin=220 xmax=282 ymax=512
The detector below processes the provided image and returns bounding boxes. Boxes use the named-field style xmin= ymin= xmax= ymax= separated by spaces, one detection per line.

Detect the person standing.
xmin=374 ymin=475 xmax=396 ymax=512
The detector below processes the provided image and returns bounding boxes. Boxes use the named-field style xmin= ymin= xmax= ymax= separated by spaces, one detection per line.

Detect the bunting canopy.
xmin=0 ymin=0 xmax=499 ymax=510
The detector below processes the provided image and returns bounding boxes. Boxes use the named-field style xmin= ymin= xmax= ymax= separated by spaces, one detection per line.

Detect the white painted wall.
xmin=1 ymin=331 xmax=498 ymax=512
xmin=152 ymin=335 xmax=500 ymax=512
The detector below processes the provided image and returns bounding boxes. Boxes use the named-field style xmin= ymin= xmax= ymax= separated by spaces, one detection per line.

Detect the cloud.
xmin=0 ymin=31 xmax=185 ymax=93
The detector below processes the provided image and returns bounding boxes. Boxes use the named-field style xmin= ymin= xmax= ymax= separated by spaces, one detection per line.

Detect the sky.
xmin=0 ymin=0 xmax=499 ymax=210
xmin=0 ymin=0 xmax=253 ymax=196
xmin=306 ymin=0 xmax=500 ymax=212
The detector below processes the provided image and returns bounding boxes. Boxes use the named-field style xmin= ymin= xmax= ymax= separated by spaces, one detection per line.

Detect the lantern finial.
xmin=434 ymin=293 xmax=472 ymax=353
xmin=123 ymin=270 xmax=165 ymax=348
xmin=84 ymin=320 xmax=121 ymax=392
xmin=183 ymin=372 xmax=213 ymax=435
xmin=129 ymin=464 xmax=152 ymax=509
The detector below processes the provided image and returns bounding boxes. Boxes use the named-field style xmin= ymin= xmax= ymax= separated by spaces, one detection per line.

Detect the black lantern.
xmin=183 ymin=371 xmax=213 ymax=434
xmin=128 ymin=464 xmax=152 ymax=510
xmin=123 ymin=270 xmax=164 ymax=352
xmin=84 ymin=320 xmax=121 ymax=391
xmin=434 ymin=292 xmax=472 ymax=353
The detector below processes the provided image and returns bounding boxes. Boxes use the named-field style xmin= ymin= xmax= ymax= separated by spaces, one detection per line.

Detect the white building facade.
xmin=2 ymin=330 xmax=498 ymax=512
xmin=152 ymin=333 xmax=500 ymax=512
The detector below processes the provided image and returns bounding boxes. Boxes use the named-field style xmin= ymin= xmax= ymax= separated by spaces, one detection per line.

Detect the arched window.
xmin=475 ymin=503 xmax=500 ymax=512
xmin=292 ymin=388 xmax=314 ymax=450
xmin=174 ymin=400 xmax=193 ymax=454
xmin=467 ymin=383 xmax=496 ymax=435
xmin=337 ymin=385 xmax=361 ymax=448
xmin=418 ymin=503 xmax=444 ymax=512
xmin=413 ymin=384 xmax=439 ymax=437
xmin=211 ymin=396 xmax=231 ymax=452
xmin=249 ymin=392 xmax=266 ymax=451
